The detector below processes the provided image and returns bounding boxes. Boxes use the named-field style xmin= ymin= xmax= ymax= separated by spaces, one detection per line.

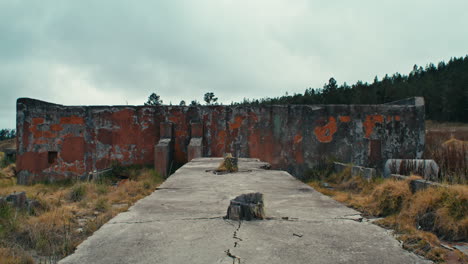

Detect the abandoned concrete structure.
xmin=16 ymin=97 xmax=425 ymax=184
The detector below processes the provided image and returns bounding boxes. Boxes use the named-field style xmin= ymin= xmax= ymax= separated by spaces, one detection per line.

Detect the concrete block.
xmin=6 ymin=191 xmax=27 ymax=208
xmin=333 ymin=162 xmax=375 ymax=180
xmin=333 ymin=162 xmax=348 ymax=174
xmin=188 ymin=138 xmax=203 ymax=161
xmin=225 ymin=193 xmax=265 ymax=221
xmin=390 ymin=174 xmax=446 ymax=193
xmin=384 ymin=159 xmax=439 ymax=180
xmin=155 ymin=139 xmax=172 ymax=178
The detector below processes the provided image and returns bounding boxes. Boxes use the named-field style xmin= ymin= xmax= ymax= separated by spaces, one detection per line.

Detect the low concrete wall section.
xmin=384 ymin=159 xmax=439 ymax=181
xmin=333 ymin=162 xmax=376 ymax=180
xmin=390 ymin=174 xmax=446 ymax=193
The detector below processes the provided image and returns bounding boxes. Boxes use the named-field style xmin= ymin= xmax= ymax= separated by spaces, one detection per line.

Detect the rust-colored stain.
xmin=17 ymin=151 xmax=48 ymax=173
xmin=339 ymin=116 xmax=351 ymax=122
xmin=32 ymin=117 xmax=44 ymax=125
xmin=295 ymin=149 xmax=304 ymax=164
xmin=293 ymin=133 xmax=304 ymax=163
xmin=50 ymin=124 xmax=63 ymax=131
xmin=363 ymin=115 xmax=384 ymax=138
xmin=294 ymin=134 xmax=303 ymax=144
xmin=33 ymin=138 xmax=47 ymax=145
xmin=395 ymin=115 xmax=401 ymax=121
xmin=249 ymin=111 xmax=258 ymax=123
xmin=314 ymin=117 xmax=337 ymax=143
xmin=60 ymin=116 xmax=85 ymax=125
xmin=97 ymin=129 xmax=113 ymax=145
xmin=61 ymin=137 xmax=85 ymax=163
xmin=229 ymin=116 xmax=245 ymax=130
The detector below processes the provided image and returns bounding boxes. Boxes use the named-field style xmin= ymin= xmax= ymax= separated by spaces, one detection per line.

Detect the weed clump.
xmin=94 ymin=198 xmax=109 ymax=212
xmin=367 ymin=180 xmax=411 ymax=216
xmin=68 ymin=184 xmax=86 ymax=202
xmin=217 ymin=153 xmax=238 ymax=173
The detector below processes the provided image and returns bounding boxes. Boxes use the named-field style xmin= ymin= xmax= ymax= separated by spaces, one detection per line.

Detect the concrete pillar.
xmin=155 ymin=122 xmax=173 ymax=178
xmin=188 ymin=123 xmax=203 ymax=161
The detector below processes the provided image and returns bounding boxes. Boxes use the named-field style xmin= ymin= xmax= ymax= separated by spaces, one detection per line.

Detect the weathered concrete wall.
xmin=16 ymin=97 xmax=425 ymax=183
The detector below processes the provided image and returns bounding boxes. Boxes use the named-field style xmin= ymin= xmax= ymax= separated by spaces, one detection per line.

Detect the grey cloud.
xmin=0 ymin=0 xmax=467 ymax=128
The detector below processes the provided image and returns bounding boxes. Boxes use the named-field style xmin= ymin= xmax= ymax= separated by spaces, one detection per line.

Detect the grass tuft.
xmin=68 ymin=184 xmax=86 ymax=202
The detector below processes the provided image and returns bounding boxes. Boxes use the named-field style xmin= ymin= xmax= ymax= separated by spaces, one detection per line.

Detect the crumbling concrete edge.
xmin=390 ymin=174 xmax=447 ymax=193
xmin=333 ymin=162 xmax=376 ymax=180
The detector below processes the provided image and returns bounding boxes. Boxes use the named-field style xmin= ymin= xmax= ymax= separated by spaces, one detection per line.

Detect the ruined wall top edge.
xmin=17 ymin=97 xmax=424 ymax=109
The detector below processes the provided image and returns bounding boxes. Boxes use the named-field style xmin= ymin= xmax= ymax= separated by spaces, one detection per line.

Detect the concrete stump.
xmin=6 ymin=191 xmax=27 ymax=208
xmin=226 ymin=193 xmax=265 ymax=221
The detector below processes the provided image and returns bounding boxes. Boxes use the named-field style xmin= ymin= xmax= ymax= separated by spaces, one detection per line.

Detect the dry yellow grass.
xmin=308 ymin=174 xmax=468 ymax=263
xmin=0 ymin=247 xmax=33 ymax=264
xmin=0 ymin=166 xmax=164 ymax=262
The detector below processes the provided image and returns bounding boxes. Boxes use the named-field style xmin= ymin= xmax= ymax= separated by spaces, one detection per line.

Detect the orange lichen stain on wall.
xmin=49 ymin=161 xmax=86 ymax=174
xmin=248 ymin=111 xmax=259 ymax=123
xmin=32 ymin=117 xmax=44 ymax=125
xmin=60 ymin=116 xmax=85 ymax=125
xmin=363 ymin=115 xmax=384 ymax=138
xmin=394 ymin=115 xmax=401 ymax=121
xmin=50 ymin=124 xmax=63 ymax=131
xmin=229 ymin=116 xmax=245 ymax=130
xmin=293 ymin=133 xmax=304 ymax=163
xmin=29 ymin=118 xmax=57 ymax=138
xmin=33 ymin=139 xmax=47 ymax=145
xmin=339 ymin=116 xmax=351 ymax=123
xmin=314 ymin=117 xmax=337 ymax=143
xmin=294 ymin=134 xmax=303 ymax=144
xmin=213 ymin=130 xmax=227 ymax=156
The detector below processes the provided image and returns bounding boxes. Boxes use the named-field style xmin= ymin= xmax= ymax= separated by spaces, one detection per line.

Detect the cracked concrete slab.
xmin=59 ymin=158 xmax=430 ymax=264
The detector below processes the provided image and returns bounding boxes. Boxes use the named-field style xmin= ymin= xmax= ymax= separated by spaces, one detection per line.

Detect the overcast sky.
xmin=1 ymin=0 xmax=467 ymax=129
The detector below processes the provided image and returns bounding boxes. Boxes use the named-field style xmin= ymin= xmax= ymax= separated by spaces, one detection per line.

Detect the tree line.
xmin=145 ymin=55 xmax=466 ymax=122
xmin=0 ymin=129 xmax=16 ymax=141
xmin=233 ymin=55 xmax=468 ymax=123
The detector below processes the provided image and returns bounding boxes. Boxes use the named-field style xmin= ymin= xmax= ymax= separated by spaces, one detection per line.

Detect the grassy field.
xmin=425 ymin=121 xmax=467 ymax=184
xmin=0 ymin=163 xmax=164 ymax=264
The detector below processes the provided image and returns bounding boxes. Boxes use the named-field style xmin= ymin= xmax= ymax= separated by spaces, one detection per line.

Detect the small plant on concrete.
xmin=217 ymin=153 xmax=238 ymax=173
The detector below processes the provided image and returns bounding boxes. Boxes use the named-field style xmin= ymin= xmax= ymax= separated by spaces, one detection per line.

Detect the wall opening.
xmin=48 ymin=151 xmax=58 ymax=165
xmin=369 ymin=140 xmax=381 ymax=165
